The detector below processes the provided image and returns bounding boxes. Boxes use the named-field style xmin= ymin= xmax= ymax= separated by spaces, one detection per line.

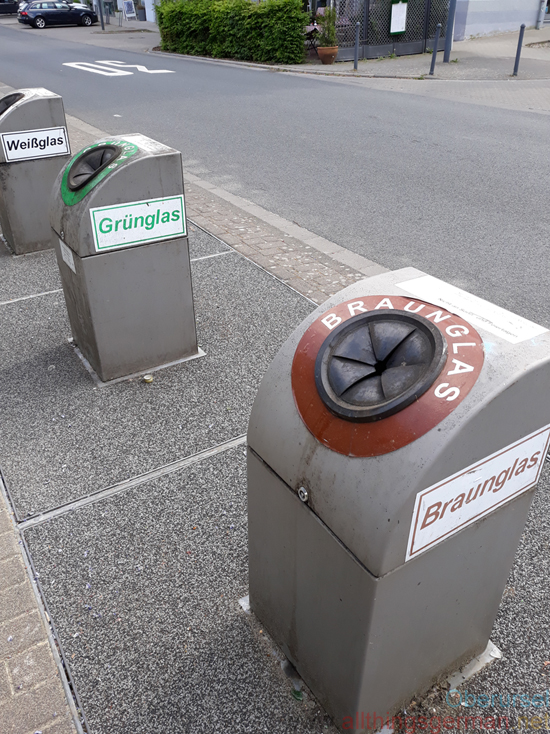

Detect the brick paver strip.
xmin=0 ymin=507 xmax=77 ymax=734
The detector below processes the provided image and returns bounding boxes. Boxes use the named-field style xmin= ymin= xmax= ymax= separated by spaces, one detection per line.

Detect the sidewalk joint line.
xmin=17 ymin=435 xmax=247 ymax=530
xmin=190 ymin=250 xmax=236 ymax=262
xmin=0 ymin=289 xmax=63 ymax=307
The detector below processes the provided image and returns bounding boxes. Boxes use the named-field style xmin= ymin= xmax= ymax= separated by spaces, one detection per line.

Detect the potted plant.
xmin=316 ymin=6 xmax=338 ymax=65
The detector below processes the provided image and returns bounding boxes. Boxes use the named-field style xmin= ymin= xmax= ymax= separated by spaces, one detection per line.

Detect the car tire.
xmin=33 ymin=15 xmax=46 ymax=27
xmin=80 ymin=13 xmax=92 ymax=25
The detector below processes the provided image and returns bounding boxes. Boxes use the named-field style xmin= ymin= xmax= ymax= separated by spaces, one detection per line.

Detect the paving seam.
xmin=0 ymin=472 xmax=86 ymax=734
xmin=190 ymin=249 xmax=236 ymax=262
xmin=17 ymin=434 xmax=247 ymax=531
xmin=0 ymin=288 xmax=63 ymax=307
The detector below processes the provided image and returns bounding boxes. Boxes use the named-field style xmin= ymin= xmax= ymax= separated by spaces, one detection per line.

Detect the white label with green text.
xmin=90 ymin=195 xmax=186 ymax=252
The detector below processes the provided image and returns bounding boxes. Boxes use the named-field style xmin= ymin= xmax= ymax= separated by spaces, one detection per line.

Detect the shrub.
xmin=316 ymin=6 xmax=336 ymax=47
xmin=157 ymin=0 xmax=309 ymax=64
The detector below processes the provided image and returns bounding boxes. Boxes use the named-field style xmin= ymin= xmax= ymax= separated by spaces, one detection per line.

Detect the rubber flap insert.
xmin=67 ymin=144 xmax=121 ymax=191
xmin=0 ymin=93 xmax=25 ymax=117
xmin=315 ymin=310 xmax=447 ymax=422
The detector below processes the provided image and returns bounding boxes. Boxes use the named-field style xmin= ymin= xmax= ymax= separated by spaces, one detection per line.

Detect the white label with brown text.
xmin=406 ymin=425 xmax=550 ymax=561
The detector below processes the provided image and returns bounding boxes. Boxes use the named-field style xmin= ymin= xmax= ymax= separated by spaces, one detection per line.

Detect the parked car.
xmin=19 ymin=0 xmax=90 ymax=7
xmin=18 ymin=0 xmax=97 ymax=26
xmin=0 ymin=0 xmax=20 ymax=15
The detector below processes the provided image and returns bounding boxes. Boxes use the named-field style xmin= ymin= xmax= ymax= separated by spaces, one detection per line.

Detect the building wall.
xmin=455 ymin=0 xmax=541 ymax=40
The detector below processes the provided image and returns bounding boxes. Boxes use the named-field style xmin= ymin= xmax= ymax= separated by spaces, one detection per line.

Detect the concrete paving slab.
xmin=0 ymin=223 xmax=228 ymax=306
xmin=0 ymin=241 xmax=313 ymax=519
xmin=0 ymin=238 xmax=61 ymax=304
xmin=24 ymin=446 xmax=337 ymax=734
xmin=188 ymin=222 xmax=231 ymax=259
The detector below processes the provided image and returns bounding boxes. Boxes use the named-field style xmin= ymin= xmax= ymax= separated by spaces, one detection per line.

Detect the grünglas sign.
xmin=90 ymin=195 xmax=186 ymax=252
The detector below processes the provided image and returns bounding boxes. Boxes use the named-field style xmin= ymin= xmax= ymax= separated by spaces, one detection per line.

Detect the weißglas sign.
xmin=1 ymin=127 xmax=69 ymax=162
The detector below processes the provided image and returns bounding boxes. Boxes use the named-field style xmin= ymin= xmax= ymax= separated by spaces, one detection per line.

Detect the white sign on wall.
xmin=406 ymin=424 xmax=550 ymax=561
xmin=1 ymin=126 xmax=69 ymax=162
xmin=390 ymin=1 xmax=407 ymax=34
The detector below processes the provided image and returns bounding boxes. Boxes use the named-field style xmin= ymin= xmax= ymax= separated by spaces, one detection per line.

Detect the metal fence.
xmin=332 ymin=0 xmax=449 ymax=60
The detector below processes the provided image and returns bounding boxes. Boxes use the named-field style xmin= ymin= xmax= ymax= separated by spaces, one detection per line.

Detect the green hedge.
xmin=157 ymin=0 xmax=309 ymax=65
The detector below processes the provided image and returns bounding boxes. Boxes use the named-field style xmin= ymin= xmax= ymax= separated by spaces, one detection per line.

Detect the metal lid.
xmin=67 ymin=144 xmax=122 ymax=191
xmin=0 ymin=92 xmax=24 ymax=117
xmin=315 ymin=310 xmax=447 ymax=422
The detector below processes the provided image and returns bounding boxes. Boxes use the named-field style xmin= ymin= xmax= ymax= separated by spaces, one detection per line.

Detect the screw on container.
xmin=298 ymin=487 xmax=309 ymax=503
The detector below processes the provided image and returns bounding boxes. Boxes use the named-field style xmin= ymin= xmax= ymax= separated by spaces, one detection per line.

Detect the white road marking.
xmin=63 ymin=61 xmax=133 ymax=76
xmin=96 ymin=60 xmax=175 ymax=74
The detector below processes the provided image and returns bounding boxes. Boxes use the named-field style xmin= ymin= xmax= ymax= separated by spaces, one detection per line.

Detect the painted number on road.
xmin=63 ymin=60 xmax=174 ymax=76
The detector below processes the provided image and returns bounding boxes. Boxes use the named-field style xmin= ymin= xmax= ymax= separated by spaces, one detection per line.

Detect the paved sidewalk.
xmin=1 ymin=22 xmax=550 ymax=723
xmin=280 ymin=25 xmax=550 ymax=80
xmin=150 ymin=24 xmax=550 ymax=81
xmin=0 ymin=85 xmax=386 ymax=734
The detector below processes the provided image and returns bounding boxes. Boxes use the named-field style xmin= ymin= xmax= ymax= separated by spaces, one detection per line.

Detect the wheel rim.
xmin=36 ymin=17 xmax=45 ymax=26
xmin=83 ymin=14 xmax=91 ymax=24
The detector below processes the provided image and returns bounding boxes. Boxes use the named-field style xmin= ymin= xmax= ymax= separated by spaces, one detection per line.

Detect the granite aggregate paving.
xmin=0 ymin=247 xmax=313 ymax=519
xmin=24 ymin=448 xmax=338 ymax=734
xmin=0 ymin=242 xmax=61 ymax=304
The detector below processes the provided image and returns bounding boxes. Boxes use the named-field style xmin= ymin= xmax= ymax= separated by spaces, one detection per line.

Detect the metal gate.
xmin=335 ymin=0 xmax=449 ymax=61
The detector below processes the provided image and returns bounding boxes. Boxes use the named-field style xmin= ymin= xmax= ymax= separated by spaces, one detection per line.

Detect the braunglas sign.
xmin=406 ymin=424 xmax=550 ymax=561
xmin=1 ymin=126 xmax=69 ymax=162
xmin=90 ymin=195 xmax=186 ymax=252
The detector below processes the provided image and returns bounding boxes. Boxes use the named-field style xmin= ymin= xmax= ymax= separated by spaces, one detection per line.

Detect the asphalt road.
xmin=1 ymin=23 xmax=549 ymax=327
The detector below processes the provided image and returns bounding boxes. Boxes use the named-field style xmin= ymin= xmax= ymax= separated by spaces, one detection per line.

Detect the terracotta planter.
xmin=317 ymin=46 xmax=338 ymax=65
